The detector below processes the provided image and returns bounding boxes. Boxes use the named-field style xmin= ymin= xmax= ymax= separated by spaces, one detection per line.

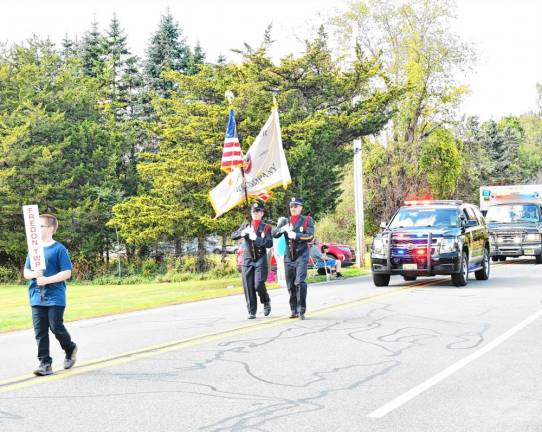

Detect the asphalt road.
xmin=1 ymin=258 xmax=541 ymax=432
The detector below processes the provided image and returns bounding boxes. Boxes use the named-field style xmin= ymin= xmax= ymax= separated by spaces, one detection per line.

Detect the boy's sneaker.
xmin=64 ymin=344 xmax=78 ymax=370
xmin=34 ymin=362 xmax=53 ymax=376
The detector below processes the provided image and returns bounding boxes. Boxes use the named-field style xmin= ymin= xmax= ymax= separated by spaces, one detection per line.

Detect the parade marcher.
xmin=273 ymin=197 xmax=314 ymax=320
xmin=232 ymin=202 xmax=273 ymax=319
xmin=23 ymin=214 xmax=77 ymax=376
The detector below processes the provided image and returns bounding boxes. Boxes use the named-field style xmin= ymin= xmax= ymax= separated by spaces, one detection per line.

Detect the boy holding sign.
xmin=23 ymin=210 xmax=77 ymax=376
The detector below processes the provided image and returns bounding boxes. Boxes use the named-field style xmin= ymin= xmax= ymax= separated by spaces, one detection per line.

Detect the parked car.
xmin=235 ymin=240 xmax=355 ymax=273
xmin=211 ymin=244 xmax=238 ymax=254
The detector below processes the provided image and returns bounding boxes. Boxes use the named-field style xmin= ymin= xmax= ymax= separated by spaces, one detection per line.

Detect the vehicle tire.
xmin=403 ymin=275 xmax=417 ymax=281
xmin=373 ymin=273 xmax=391 ymax=287
xmin=451 ymin=251 xmax=468 ymax=287
xmin=475 ymin=248 xmax=490 ymax=280
xmin=536 ymin=253 xmax=542 ymax=265
xmin=499 ymin=256 xmax=506 ymax=262
xmin=491 ymin=256 xmax=499 ymax=262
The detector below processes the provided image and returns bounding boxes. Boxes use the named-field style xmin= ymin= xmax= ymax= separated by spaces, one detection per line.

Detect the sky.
xmin=0 ymin=0 xmax=540 ymax=120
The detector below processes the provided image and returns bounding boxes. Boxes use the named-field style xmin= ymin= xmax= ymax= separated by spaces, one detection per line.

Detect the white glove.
xmin=248 ymin=231 xmax=257 ymax=241
xmin=280 ymin=224 xmax=291 ymax=233
xmin=287 ymin=230 xmax=296 ymax=240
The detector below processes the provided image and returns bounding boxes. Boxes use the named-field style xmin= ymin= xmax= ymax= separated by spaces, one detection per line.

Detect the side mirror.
xmin=465 ymin=220 xmax=478 ymax=228
xmin=379 ymin=221 xmax=387 ymax=229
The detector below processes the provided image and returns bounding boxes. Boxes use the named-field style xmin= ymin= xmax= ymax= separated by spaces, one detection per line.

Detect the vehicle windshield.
xmin=486 ymin=204 xmax=540 ymax=223
xmin=388 ymin=207 xmax=460 ymax=229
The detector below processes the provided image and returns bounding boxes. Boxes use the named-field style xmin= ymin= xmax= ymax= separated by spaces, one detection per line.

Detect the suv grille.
xmin=390 ymin=233 xmax=442 ymax=257
xmin=494 ymin=231 xmax=525 ymax=245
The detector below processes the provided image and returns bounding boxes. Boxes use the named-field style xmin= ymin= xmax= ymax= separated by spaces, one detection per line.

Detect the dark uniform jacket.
xmin=232 ymin=221 xmax=273 ymax=264
xmin=273 ymin=215 xmax=314 ymax=261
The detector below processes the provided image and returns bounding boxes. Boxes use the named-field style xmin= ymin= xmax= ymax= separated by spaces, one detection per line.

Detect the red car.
xmin=236 ymin=240 xmax=355 ymax=272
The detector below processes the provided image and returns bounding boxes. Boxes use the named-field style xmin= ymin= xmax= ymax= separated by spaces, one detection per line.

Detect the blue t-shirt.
xmin=25 ymin=241 xmax=73 ymax=307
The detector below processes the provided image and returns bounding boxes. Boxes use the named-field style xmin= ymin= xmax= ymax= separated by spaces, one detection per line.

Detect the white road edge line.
xmin=367 ymin=307 xmax=542 ymax=418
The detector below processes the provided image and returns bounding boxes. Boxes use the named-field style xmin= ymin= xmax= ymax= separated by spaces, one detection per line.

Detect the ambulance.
xmin=479 ymin=185 xmax=542 ymax=264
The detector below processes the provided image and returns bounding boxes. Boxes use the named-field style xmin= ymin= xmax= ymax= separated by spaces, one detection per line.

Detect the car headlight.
xmin=525 ymin=233 xmax=542 ymax=242
xmin=372 ymin=238 xmax=384 ymax=254
xmin=440 ymin=238 xmax=458 ymax=253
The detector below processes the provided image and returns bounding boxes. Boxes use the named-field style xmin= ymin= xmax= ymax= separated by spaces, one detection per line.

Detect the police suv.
xmin=480 ymin=185 xmax=542 ymax=264
xmin=371 ymin=200 xmax=490 ymax=287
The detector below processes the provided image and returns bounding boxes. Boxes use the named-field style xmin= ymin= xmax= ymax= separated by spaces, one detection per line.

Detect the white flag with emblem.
xmin=209 ymin=107 xmax=291 ymax=217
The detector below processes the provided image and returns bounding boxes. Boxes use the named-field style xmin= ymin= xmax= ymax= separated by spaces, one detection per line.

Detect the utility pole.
xmin=353 ymin=138 xmax=365 ymax=267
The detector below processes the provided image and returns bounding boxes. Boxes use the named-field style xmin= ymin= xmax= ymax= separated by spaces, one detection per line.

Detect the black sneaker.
xmin=299 ymin=314 xmax=306 ymax=320
xmin=64 ymin=344 xmax=77 ymax=370
xmin=289 ymin=313 xmax=299 ymax=319
xmin=248 ymin=314 xmax=256 ymax=320
xmin=264 ymin=302 xmax=271 ymax=316
xmin=34 ymin=362 xmax=53 ymax=376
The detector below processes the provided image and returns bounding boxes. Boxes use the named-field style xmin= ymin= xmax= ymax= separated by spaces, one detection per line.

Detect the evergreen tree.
xmin=61 ymin=34 xmax=79 ymax=59
xmin=481 ymin=119 xmax=523 ymax=185
xmin=0 ymin=40 xmax=123 ymax=268
xmin=102 ymin=14 xmax=143 ymax=119
xmin=144 ymin=11 xmax=191 ymax=96
xmin=80 ymin=19 xmax=105 ymax=77
xmin=187 ymin=41 xmax=206 ymax=75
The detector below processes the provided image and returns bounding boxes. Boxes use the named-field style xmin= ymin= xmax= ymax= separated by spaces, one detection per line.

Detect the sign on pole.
xmin=22 ymin=205 xmax=46 ymax=271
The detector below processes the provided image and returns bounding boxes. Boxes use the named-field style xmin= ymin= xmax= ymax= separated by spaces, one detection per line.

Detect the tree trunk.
xmin=174 ymin=236 xmax=183 ymax=257
xmin=196 ymin=235 xmax=206 ymax=272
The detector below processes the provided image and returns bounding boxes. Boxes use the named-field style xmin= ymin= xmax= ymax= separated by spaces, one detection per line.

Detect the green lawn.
xmin=0 ymin=266 xmax=368 ymax=333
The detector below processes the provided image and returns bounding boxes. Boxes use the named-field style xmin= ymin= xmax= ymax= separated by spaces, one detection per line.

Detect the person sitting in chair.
xmin=309 ymin=243 xmax=344 ymax=279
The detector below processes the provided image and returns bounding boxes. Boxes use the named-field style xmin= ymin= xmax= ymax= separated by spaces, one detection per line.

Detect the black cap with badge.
xmin=289 ymin=197 xmax=303 ymax=206
xmin=251 ymin=202 xmax=264 ymax=212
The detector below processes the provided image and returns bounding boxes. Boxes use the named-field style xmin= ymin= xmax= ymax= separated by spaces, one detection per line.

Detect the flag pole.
xmin=225 ymin=90 xmax=251 ymax=219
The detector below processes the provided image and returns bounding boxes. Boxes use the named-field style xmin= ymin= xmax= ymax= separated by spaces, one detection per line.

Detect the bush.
xmin=0 ymin=265 xmax=18 ymax=283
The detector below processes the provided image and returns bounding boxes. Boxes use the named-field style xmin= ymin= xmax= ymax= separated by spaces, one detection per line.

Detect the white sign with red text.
xmin=22 ymin=205 xmax=46 ymax=271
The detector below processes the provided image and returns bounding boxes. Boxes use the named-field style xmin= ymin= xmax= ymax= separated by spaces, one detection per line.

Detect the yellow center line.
xmin=0 ymin=277 xmax=446 ymax=395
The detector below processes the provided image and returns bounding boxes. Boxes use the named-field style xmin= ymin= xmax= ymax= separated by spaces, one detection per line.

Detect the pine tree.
xmin=144 ymin=11 xmax=190 ymax=96
xmin=81 ymin=19 xmax=105 ymax=77
xmin=101 ymin=14 xmax=143 ymax=119
xmin=61 ymin=34 xmax=78 ymax=59
xmin=187 ymin=41 xmax=205 ymax=75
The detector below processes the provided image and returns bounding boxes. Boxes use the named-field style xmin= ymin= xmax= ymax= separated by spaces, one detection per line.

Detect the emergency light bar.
xmin=404 ymin=200 xmax=463 ymax=206
xmin=479 ymin=185 xmax=542 ymax=211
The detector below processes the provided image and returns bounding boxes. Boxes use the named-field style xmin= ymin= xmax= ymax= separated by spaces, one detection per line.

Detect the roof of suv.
xmin=403 ymin=200 xmax=463 ymax=206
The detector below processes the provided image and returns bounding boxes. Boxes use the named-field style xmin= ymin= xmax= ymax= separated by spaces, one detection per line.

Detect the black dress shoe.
xmin=289 ymin=313 xmax=299 ymax=319
xmin=299 ymin=314 xmax=306 ymax=320
xmin=248 ymin=314 xmax=256 ymax=319
xmin=264 ymin=302 xmax=271 ymax=316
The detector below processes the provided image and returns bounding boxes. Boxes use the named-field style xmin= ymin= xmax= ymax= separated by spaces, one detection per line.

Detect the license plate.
xmin=403 ymin=263 xmax=417 ymax=270
xmin=524 ymin=248 xmax=535 ymax=256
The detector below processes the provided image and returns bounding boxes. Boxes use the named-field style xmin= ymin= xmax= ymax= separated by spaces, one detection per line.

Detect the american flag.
xmin=220 ymin=109 xmax=243 ymax=173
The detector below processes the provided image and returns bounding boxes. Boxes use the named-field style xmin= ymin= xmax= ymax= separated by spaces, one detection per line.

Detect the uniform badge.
xmin=261 ymin=232 xmax=264 ymax=238
xmin=300 ymin=227 xmax=304 ymax=233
